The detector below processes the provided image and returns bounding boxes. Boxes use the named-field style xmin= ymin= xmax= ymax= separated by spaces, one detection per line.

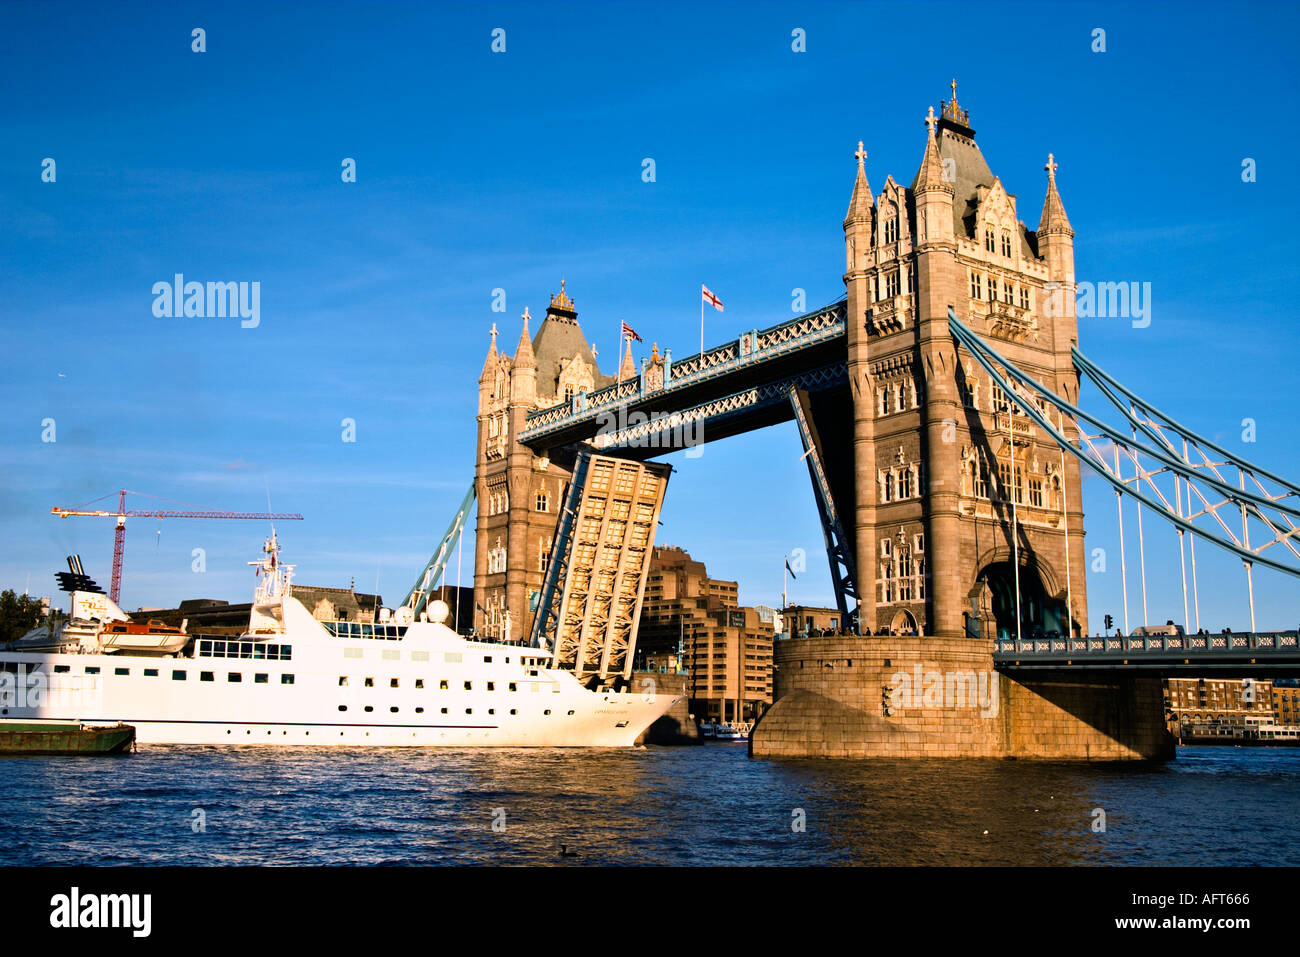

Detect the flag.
xmin=621 ymin=320 xmax=642 ymax=343
xmin=785 ymin=558 xmax=797 ymax=580
xmin=701 ymin=285 xmax=724 ymax=312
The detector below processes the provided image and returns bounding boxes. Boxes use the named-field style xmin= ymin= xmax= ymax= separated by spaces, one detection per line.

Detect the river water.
xmin=2 ymin=744 xmax=1296 ymax=866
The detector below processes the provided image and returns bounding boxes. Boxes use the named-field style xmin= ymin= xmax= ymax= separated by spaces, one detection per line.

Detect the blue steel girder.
xmin=994 ymin=630 xmax=1300 ymax=673
xmin=948 ymin=308 xmax=1300 ymax=580
xmin=588 ymin=362 xmax=848 ymax=455
xmin=787 ymin=387 xmax=858 ymax=623
xmin=519 ymin=298 xmax=847 ymax=449
xmin=402 ymin=483 xmax=476 ymax=617
xmin=528 ymin=450 xmax=592 ymax=653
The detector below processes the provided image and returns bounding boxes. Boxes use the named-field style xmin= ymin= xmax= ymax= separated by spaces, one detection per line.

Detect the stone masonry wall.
xmin=750 ymin=636 xmax=1172 ymax=761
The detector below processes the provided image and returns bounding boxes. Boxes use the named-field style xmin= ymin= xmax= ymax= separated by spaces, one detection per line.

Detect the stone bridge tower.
xmin=473 ymin=281 xmax=613 ymax=640
xmin=844 ymin=83 xmax=1088 ymax=642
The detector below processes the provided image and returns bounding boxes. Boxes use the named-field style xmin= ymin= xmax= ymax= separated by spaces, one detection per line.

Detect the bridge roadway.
xmin=994 ymin=630 xmax=1300 ymax=676
xmin=517 ymin=298 xmax=849 ymax=460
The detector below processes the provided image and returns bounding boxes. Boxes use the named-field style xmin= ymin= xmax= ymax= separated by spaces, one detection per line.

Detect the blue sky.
xmin=2 ymin=0 xmax=1298 ymax=632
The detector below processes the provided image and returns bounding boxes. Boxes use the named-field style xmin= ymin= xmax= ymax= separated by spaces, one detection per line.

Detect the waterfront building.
xmin=637 ymin=545 xmax=774 ymax=724
xmin=1164 ymin=677 xmax=1275 ymax=729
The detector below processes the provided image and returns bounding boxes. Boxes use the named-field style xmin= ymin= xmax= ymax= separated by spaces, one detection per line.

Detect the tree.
xmin=0 ymin=589 xmax=46 ymax=644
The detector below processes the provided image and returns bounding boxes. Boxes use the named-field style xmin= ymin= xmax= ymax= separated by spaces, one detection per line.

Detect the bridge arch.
xmin=969 ymin=549 xmax=1068 ymax=641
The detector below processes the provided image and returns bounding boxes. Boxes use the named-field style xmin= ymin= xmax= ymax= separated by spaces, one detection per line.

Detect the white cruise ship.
xmin=0 ymin=537 xmax=681 ymax=747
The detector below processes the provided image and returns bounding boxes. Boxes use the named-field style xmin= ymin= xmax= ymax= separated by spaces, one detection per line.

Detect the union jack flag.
xmin=621 ymin=320 xmax=642 ymax=342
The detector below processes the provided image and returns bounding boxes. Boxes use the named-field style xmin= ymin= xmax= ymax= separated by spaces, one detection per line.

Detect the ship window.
xmin=483 ymin=656 xmax=493 ymax=663
xmin=339 ymin=676 xmax=348 ymax=686
xmin=144 ymin=669 xmax=158 ymax=677
xmin=282 ymin=674 xmax=294 ymax=685
xmin=172 ymin=670 xmax=186 ymax=680
xmin=414 ymin=679 xmax=424 ymax=689
xmin=227 ymin=673 xmax=241 ymax=682
xmin=510 ymin=709 xmax=517 ymax=715
xmin=444 ymin=653 xmax=462 ymax=663
xmin=339 ymin=705 xmax=348 ymax=711
xmin=255 ymin=674 xmax=268 ymax=684
xmin=114 ymin=668 xmax=129 ymax=676
xmin=411 ymin=651 xmax=429 ymax=662
xmin=464 ymin=681 xmax=472 ymax=690
xmin=364 ymin=706 xmax=373 ymax=712
xmin=465 ymin=708 xmax=473 ymax=714
xmin=390 ymin=678 xmax=399 ymax=688
xmin=544 ymin=709 xmax=551 ymax=716
xmin=439 ymin=680 xmax=449 ymax=690
xmin=85 ymin=666 xmax=100 ymax=674
xmin=364 ymin=677 xmax=374 ymax=687
xmin=201 ymin=672 xmax=214 ymax=682
xmin=54 ymin=665 xmax=69 ymax=674
xmin=487 ymin=682 xmax=495 ymax=691
xmin=567 ymin=710 xmax=575 ymax=715
xmin=344 ymin=648 xmax=362 ymax=659
xmin=390 ymin=707 xmax=398 ymax=713
xmin=508 ymin=682 xmax=517 ymax=691
xmin=382 ymin=650 xmax=399 ymax=661
xmin=415 ymin=707 xmax=424 ymax=714
xmin=441 ymin=707 xmax=448 ymax=714
xmin=489 ymin=708 xmax=495 ymax=715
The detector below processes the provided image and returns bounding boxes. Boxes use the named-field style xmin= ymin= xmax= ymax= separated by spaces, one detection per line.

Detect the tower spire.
xmin=514 ymin=307 xmax=536 ymax=370
xmin=1038 ymin=152 xmax=1073 ymax=236
xmin=913 ymin=106 xmax=952 ymax=195
xmin=844 ymin=140 xmax=874 ymax=224
xmin=479 ymin=321 xmax=499 ymax=381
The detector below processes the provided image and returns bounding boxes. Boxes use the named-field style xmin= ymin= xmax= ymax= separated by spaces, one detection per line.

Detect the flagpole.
xmin=700 ymin=286 xmax=704 ymax=360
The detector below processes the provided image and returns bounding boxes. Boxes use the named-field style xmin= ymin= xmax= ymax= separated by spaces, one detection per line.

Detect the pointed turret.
xmin=479 ymin=322 xmax=499 ymax=382
xmin=1038 ymin=153 xmax=1073 ymax=238
xmin=512 ymin=308 xmax=536 ymax=404
xmin=843 ymin=140 xmax=875 ymax=277
xmin=844 ymin=140 xmax=874 ymax=226
xmin=619 ymin=341 xmax=636 ymax=380
xmin=913 ymin=105 xmax=955 ymax=247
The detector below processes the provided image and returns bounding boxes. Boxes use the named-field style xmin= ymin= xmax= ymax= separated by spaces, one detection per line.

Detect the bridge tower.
xmin=473 ymin=282 xmax=612 ymax=640
xmin=843 ymin=84 xmax=1088 ymax=641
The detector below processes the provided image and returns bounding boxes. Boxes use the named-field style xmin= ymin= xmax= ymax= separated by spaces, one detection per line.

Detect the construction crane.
xmin=51 ymin=489 xmax=303 ymax=604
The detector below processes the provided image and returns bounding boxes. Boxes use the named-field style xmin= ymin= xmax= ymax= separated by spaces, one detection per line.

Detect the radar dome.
xmin=428 ymin=599 xmax=451 ymax=625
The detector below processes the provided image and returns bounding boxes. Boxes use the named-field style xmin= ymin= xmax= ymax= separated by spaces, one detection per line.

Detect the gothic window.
xmin=970 ymin=272 xmax=982 ymax=300
xmin=884 ymin=471 xmax=896 ymax=503
xmin=881 ymin=563 xmax=893 ymax=603
xmin=898 ymin=548 xmax=913 ymax=601
xmin=987 ymin=277 xmax=997 ymax=302
xmin=900 ymin=466 xmax=914 ymax=499
xmin=886 ymin=272 xmax=900 ymax=298
xmin=564 ymin=386 xmax=575 ymax=403
xmin=916 ymin=556 xmax=927 ymax=600
xmin=908 ymin=268 xmax=916 ymax=293
xmin=488 ymin=417 xmax=499 ymax=437
xmin=992 ymin=383 xmax=1010 ymax=414
xmin=1003 ymin=280 xmax=1013 ymax=305
xmin=1051 ymin=475 xmax=1063 ymax=510
xmin=985 ymin=229 xmax=995 ymax=252
xmin=1029 ymin=475 xmax=1044 ymax=508
xmin=1019 ymin=286 xmax=1031 ymax=310
xmin=535 ymin=491 xmax=549 ymax=512
xmin=970 ymin=455 xmax=989 ymax=498
xmin=893 ymin=380 xmax=906 ymax=412
xmin=885 ymin=216 xmax=898 ymax=244
xmin=538 ymin=537 xmax=552 ymax=573
xmin=1001 ymin=231 xmax=1012 ymax=257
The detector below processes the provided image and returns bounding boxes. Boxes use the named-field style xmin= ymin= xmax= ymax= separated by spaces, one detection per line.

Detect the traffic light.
xmin=1104 ymin=614 xmax=1114 ymax=632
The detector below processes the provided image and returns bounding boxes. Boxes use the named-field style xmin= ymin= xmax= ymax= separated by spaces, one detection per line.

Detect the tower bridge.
xmin=459 ymin=82 xmax=1298 ymax=759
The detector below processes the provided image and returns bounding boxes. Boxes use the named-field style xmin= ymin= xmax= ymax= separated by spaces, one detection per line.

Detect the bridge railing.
xmin=520 ymin=298 xmax=847 ymax=436
xmin=994 ymin=631 xmax=1300 ymax=658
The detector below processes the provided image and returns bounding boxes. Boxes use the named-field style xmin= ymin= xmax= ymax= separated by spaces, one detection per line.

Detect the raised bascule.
xmin=467 ymin=83 xmax=1299 ymax=759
